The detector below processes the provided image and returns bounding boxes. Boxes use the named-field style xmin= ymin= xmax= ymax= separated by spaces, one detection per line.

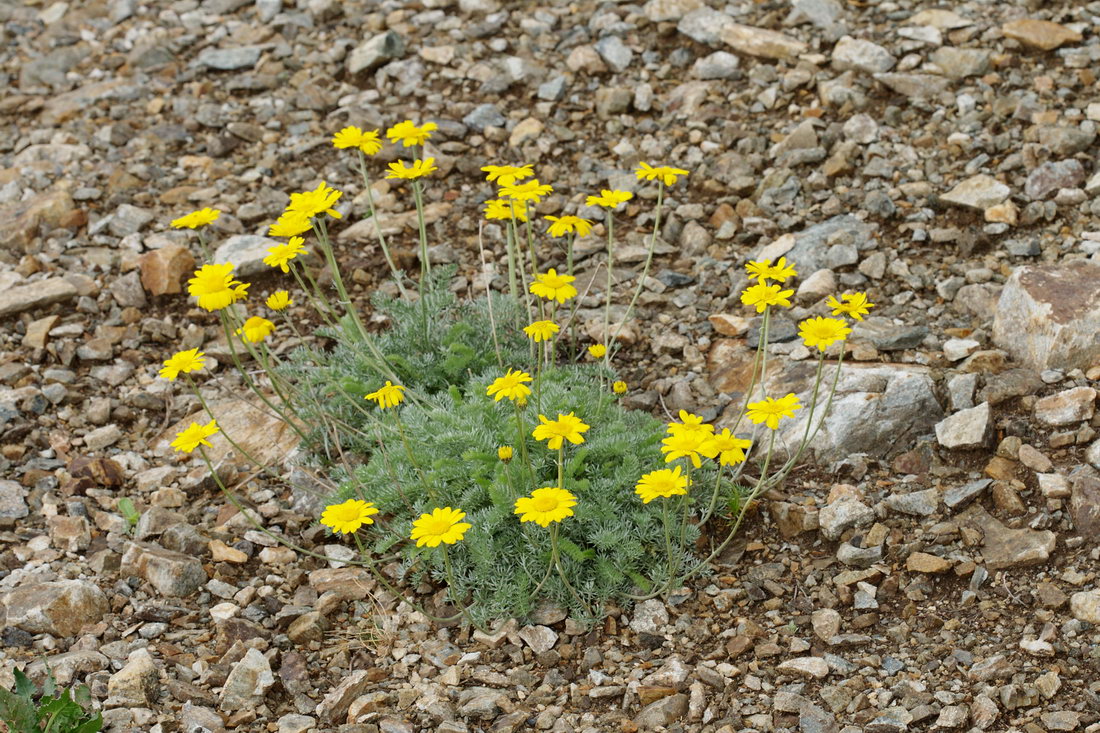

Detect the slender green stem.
xmin=196 ymin=230 xmax=211 ymax=261
xmin=355 ymin=148 xmax=408 ymax=297
xmin=314 ymin=217 xmax=369 ymax=343
xmin=524 ymin=205 xmax=545 ymax=320
xmin=412 ymin=180 xmax=430 ymax=286
xmin=549 ymin=524 xmax=593 ymax=619
xmin=556 ymin=447 xmax=564 ymax=489
xmin=602 ymin=213 xmax=614 ymax=371
xmin=395 ymin=411 xmax=434 ymax=499
xmin=612 ymin=183 xmax=664 ymax=354
xmin=442 ymin=546 xmax=476 ymax=628
xmin=513 ymin=402 xmax=535 ymax=486
xmin=184 ymin=373 xmax=264 ymax=469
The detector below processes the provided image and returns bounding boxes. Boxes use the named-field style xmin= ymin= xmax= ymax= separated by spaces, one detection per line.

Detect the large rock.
xmin=160 ymin=399 xmax=300 ymax=467
xmin=0 ymin=277 xmax=78 ymax=318
xmin=1002 ymin=19 xmax=1082 ymax=51
xmin=347 ymin=31 xmax=405 ymax=74
xmin=213 ymin=235 xmax=280 ymax=278
xmin=634 ymin=693 xmax=688 ymax=728
xmin=140 ymin=245 xmax=196 ymax=296
xmin=960 ymin=505 xmax=1056 ymax=570
xmin=1025 ymin=160 xmax=1085 ymax=201
xmin=107 ymin=649 xmax=159 ymax=707
xmin=992 ymin=262 xmax=1100 ymax=371
xmin=0 ymin=190 xmax=79 ymax=253
xmin=0 ymin=480 xmax=29 ymax=524
xmin=1070 ymin=590 xmax=1100 ymax=624
xmin=1033 ymin=387 xmax=1096 ymax=426
xmin=1 ymin=580 xmax=108 ymax=636
xmin=832 ymin=36 xmax=895 ymax=74
xmin=645 ymin=0 xmax=704 ymax=22
xmin=221 ymin=648 xmax=275 ymax=711
xmin=762 ymin=364 xmax=943 ymax=462
xmin=719 ymin=23 xmax=807 ymax=60
xmin=753 ymin=215 xmax=874 ymax=276
xmin=941 ymin=175 xmax=1011 ymax=210
xmin=121 ymin=541 xmax=207 ymax=597
xmin=1070 ymin=475 xmax=1100 ymax=541
xmin=935 ymin=402 xmax=993 ymax=449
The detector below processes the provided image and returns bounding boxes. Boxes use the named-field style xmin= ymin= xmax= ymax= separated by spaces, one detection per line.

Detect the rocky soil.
xmin=3 ymin=0 xmax=1100 ymax=731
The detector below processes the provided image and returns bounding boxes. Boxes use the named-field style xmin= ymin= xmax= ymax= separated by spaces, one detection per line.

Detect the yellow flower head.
xmin=332 ymin=126 xmax=382 ymax=155
xmin=740 ymin=283 xmax=794 ymax=313
xmin=699 ymin=429 xmax=752 ymax=466
xmin=529 ymin=269 xmax=578 ymax=304
xmin=635 ymin=162 xmax=689 ymax=187
xmin=586 ymin=189 xmax=633 ymax=209
xmin=745 ymin=257 xmax=798 ymax=284
xmin=159 ymin=348 xmax=206 ymax=381
xmin=410 ymin=507 xmax=471 ymax=548
xmin=266 ymin=290 xmax=293 ymax=311
xmin=386 ymin=120 xmax=437 ymax=147
xmin=321 ymin=499 xmax=379 ymax=535
xmin=545 ymin=215 xmax=594 ymax=238
xmin=486 ymin=369 xmax=533 ymax=403
xmin=236 ymin=316 xmax=276 ymax=344
xmin=263 ymin=236 xmax=307 ymax=273
xmin=500 ymin=179 xmax=553 ymax=204
xmin=798 ymin=316 xmax=852 ymax=352
xmin=187 ymin=263 xmax=243 ymax=312
xmin=482 ymin=164 xmax=534 ymax=187
xmin=523 ymin=320 xmax=560 ymax=343
xmin=171 ymin=207 xmax=221 ymax=230
xmin=612 ymin=380 xmax=627 ymax=395
xmin=667 ymin=410 xmax=714 ymax=438
xmin=635 ymin=465 xmax=690 ymax=504
xmin=233 ymin=281 xmax=250 ymax=303
xmin=746 ymin=393 xmax=801 ymax=430
xmin=386 ymin=157 xmax=438 ymax=180
xmin=365 ymin=381 xmax=406 ymax=409
xmin=532 ymin=412 xmax=590 ymax=450
xmin=483 ymin=198 xmax=528 ymax=222
xmin=587 ymin=343 xmax=607 ymax=359
xmin=268 ymin=211 xmax=312 ymax=238
xmin=660 ymin=430 xmax=707 ymax=468
xmin=498 ymin=446 xmax=514 ymax=461
xmin=827 ymin=292 xmax=874 ymax=321
xmin=171 ymin=419 xmax=219 ymax=453
xmin=514 ymin=487 xmax=577 ymax=527
xmin=287 ymin=181 xmax=343 ymax=220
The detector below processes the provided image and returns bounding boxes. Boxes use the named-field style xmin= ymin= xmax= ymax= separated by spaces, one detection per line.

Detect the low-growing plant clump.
xmin=155 ymin=121 xmax=873 ymax=625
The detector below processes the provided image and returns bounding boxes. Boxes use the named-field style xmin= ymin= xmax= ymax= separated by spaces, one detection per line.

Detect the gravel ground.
xmin=3 ymin=0 xmax=1100 ymax=731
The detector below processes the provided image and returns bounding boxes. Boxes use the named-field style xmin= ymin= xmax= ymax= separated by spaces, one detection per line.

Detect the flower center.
xmin=424 ymin=517 xmax=452 ymax=536
xmin=333 ymin=504 xmax=362 ymax=522
xmin=532 ymin=496 xmax=559 ymax=512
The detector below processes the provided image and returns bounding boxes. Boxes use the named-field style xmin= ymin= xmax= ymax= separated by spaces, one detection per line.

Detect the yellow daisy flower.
xmin=500 ymin=179 xmax=553 ymax=203
xmin=635 ymin=465 xmax=690 ymax=504
xmin=532 ymin=412 xmax=590 ymax=450
xmin=187 ymin=263 xmax=242 ymax=312
xmin=268 ymin=210 xmax=313 ymax=238
xmin=523 ymin=320 xmax=560 ymax=343
xmin=587 ymin=343 xmax=606 ymax=359
xmin=236 ymin=316 xmax=276 ymax=344
xmin=263 ymin=236 xmax=306 ymax=273
xmin=170 ymin=419 xmax=219 ymax=453
xmin=586 ymin=189 xmax=633 ymax=209
xmin=545 ymin=215 xmax=594 ymax=238
xmin=699 ymin=429 xmax=752 ymax=466
xmin=745 ymin=257 xmax=798 ymax=284
xmin=486 ymin=369 xmax=533 ymax=403
xmin=514 ymin=487 xmax=577 ymax=527
xmin=660 ymin=430 xmax=707 ymax=468
xmin=740 ymin=283 xmax=794 ymax=313
xmin=410 ymin=507 xmax=472 ymax=548
xmin=158 ymin=348 xmax=206 ymax=381
xmin=170 ymin=207 xmax=221 ymax=230
xmin=266 ymin=290 xmax=293 ymax=311
xmin=827 ymin=292 xmax=874 ymax=321
xmin=798 ymin=316 xmax=851 ymax=352
xmin=612 ymin=380 xmax=627 ymax=394
xmin=667 ymin=410 xmax=714 ymax=438
xmin=635 ymin=162 xmax=689 ymax=186
xmin=483 ymin=198 xmax=528 ymax=222
xmin=286 ymin=181 xmax=343 ymax=220
xmin=320 ymin=499 xmax=379 ymax=535
xmin=529 ymin=269 xmax=578 ymax=304
xmin=386 ymin=120 xmax=437 ymax=147
xmin=386 ymin=157 xmax=438 ymax=180
xmin=332 ymin=126 xmax=382 ymax=155
xmin=746 ymin=394 xmax=801 ymax=430
xmin=482 ymin=164 xmax=534 ymax=187
xmin=365 ymin=381 xmax=406 ymax=409
xmin=498 ymin=446 xmax=514 ymax=461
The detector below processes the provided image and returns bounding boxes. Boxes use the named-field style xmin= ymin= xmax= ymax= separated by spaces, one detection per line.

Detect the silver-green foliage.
xmin=285 ymin=270 xmax=702 ymax=623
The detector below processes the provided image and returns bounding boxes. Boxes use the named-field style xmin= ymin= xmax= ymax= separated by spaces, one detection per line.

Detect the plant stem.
xmin=612 ymin=182 xmax=664 ymax=354
xmin=355 ymin=149 xmax=407 ymax=296
xmin=412 ymin=180 xmax=430 ymax=287
xmin=602 ymin=212 xmax=614 ymax=371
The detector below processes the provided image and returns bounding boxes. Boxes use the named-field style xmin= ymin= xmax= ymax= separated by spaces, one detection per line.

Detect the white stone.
xmin=935 ymin=402 xmax=992 ymax=449
xmin=943 ymin=338 xmax=980 ymax=361
xmin=941 ymin=175 xmax=1011 ymax=210
xmin=831 ymin=36 xmax=896 ymax=74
